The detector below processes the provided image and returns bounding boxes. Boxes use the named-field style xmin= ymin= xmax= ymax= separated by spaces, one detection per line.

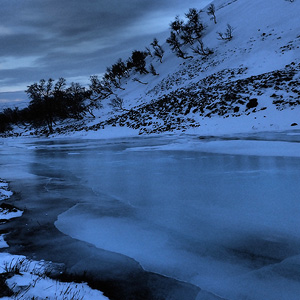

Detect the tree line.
xmin=0 ymin=79 xmax=91 ymax=133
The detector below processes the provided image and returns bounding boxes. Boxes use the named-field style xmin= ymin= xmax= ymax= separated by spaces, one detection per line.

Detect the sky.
xmin=0 ymin=0 xmax=212 ymax=106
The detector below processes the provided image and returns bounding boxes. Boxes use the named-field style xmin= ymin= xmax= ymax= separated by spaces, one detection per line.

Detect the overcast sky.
xmin=0 ymin=0 xmax=211 ymax=105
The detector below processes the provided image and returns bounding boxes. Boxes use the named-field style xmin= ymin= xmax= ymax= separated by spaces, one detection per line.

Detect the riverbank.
xmin=0 ymin=179 xmax=110 ymax=300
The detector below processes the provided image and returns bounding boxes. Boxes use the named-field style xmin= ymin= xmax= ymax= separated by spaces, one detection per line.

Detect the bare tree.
xmin=217 ymin=24 xmax=233 ymax=41
xmin=88 ymin=75 xmax=112 ymax=117
xmin=166 ymin=31 xmax=192 ymax=59
xmin=179 ymin=8 xmax=205 ymax=45
xmin=191 ymin=40 xmax=214 ymax=57
xmin=185 ymin=8 xmax=204 ymax=40
xmin=109 ymin=96 xmax=127 ymax=112
xmin=207 ymin=4 xmax=217 ymax=24
xmin=149 ymin=64 xmax=159 ymax=76
xmin=111 ymin=59 xmax=128 ymax=84
xmin=129 ymin=50 xmax=148 ymax=74
xmin=169 ymin=16 xmax=184 ymax=35
xmin=145 ymin=46 xmax=152 ymax=57
xmin=104 ymin=67 xmax=125 ymax=90
xmin=167 ymin=8 xmax=207 ymax=59
xmin=151 ymin=38 xmax=165 ymax=63
xmin=26 ymin=78 xmax=56 ymax=132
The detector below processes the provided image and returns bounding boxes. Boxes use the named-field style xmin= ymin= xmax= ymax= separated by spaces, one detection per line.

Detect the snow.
xmin=0 ymin=181 xmax=13 ymax=201
xmin=0 ymin=254 xmax=108 ymax=300
xmin=113 ymin=0 xmax=300 ymax=104
xmin=0 ymin=235 xmax=9 ymax=248
xmin=202 ymin=0 xmax=300 ymax=74
xmin=0 ymin=179 xmax=109 ymax=300
xmin=0 ymin=207 xmax=23 ymax=220
xmin=0 ymin=189 xmax=13 ymax=200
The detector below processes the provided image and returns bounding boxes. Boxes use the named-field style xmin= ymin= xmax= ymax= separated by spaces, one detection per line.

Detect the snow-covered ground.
xmin=0 ymin=179 xmax=109 ymax=300
xmin=0 ymin=252 xmax=109 ymax=300
xmin=0 ymin=181 xmax=13 ymax=201
xmin=69 ymin=0 xmax=299 ymax=138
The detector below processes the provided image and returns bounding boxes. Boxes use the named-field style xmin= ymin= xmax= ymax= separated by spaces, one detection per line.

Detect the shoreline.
xmin=0 ymin=179 xmax=109 ymax=299
xmin=0 ymin=178 xmax=205 ymax=300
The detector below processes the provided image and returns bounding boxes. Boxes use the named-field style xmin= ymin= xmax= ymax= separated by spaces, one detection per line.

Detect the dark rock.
xmin=246 ymin=98 xmax=258 ymax=109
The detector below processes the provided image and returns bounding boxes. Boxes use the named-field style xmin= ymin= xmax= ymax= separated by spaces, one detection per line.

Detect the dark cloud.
xmin=0 ymin=33 xmax=52 ymax=56
xmin=0 ymin=0 xmax=212 ymax=94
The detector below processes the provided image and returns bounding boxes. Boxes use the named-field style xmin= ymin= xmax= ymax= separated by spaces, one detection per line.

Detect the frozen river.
xmin=1 ymin=133 xmax=300 ymax=300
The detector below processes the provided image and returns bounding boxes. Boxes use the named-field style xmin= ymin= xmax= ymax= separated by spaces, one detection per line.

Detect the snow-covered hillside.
xmin=3 ymin=0 xmax=300 ymax=138
xmin=56 ymin=0 xmax=299 ymax=138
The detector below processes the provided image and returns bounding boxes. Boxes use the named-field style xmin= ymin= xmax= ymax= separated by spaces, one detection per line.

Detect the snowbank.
xmin=0 ymin=179 xmax=109 ymax=300
xmin=0 ymin=253 xmax=108 ymax=300
xmin=0 ymin=181 xmax=13 ymax=201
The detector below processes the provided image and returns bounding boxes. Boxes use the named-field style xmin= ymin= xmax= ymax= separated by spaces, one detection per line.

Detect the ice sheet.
xmin=3 ymin=135 xmax=300 ymax=299
xmin=51 ymin=136 xmax=300 ymax=300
